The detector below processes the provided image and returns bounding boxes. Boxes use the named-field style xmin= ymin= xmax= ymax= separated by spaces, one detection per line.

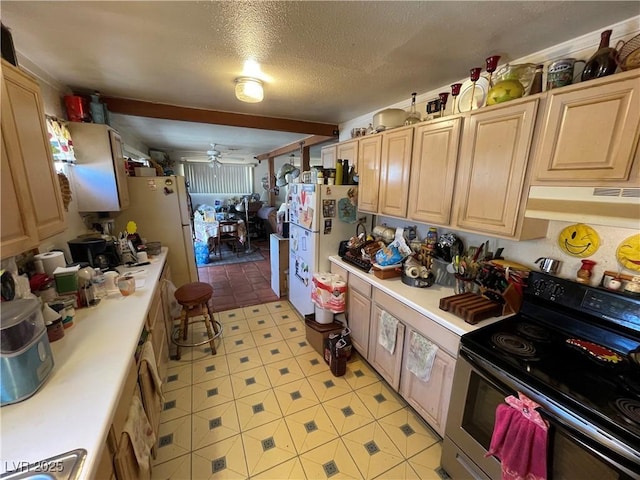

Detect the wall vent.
xmin=593 ymin=187 xmax=640 ymax=198
xmin=621 ymin=188 xmax=640 ymax=198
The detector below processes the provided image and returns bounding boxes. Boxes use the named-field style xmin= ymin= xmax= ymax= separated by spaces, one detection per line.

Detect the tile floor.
xmin=197 ymin=240 xmax=279 ymax=313
xmin=152 ymin=300 xmax=445 ymax=480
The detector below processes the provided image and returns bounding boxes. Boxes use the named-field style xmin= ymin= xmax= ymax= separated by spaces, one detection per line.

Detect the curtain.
xmin=184 ymin=163 xmax=254 ymax=194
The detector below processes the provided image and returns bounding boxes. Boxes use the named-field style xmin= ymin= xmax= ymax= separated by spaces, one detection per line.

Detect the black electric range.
xmin=460 ymin=271 xmax=640 ymax=473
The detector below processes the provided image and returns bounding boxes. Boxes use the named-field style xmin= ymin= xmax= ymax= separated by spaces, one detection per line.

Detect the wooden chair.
xmin=218 ymin=220 xmax=241 ymax=256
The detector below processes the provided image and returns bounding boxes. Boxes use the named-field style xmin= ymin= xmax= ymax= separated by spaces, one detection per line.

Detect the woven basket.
xmin=616 ymin=33 xmax=640 ymax=71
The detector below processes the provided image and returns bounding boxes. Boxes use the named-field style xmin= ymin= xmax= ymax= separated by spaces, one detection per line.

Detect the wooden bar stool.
xmin=172 ymin=282 xmax=222 ymax=360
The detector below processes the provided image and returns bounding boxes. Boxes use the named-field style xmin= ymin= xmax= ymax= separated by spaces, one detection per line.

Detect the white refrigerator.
xmin=114 ymin=176 xmax=198 ymax=288
xmin=288 ymin=183 xmax=363 ymax=316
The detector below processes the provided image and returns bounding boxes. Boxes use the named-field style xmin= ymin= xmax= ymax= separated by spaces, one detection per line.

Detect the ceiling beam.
xmin=102 ymin=96 xmax=339 ymax=136
xmin=255 ymin=135 xmax=337 ymax=161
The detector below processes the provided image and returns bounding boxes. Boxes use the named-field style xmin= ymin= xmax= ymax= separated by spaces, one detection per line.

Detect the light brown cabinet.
xmin=320 ymin=144 xmax=337 ymax=169
xmin=368 ymin=290 xmax=406 ymax=390
xmin=453 ymin=98 xmax=548 ymax=239
xmin=345 ymin=274 xmax=372 ymax=359
xmin=337 ymin=139 xmax=359 ymax=174
xmin=399 ymin=326 xmax=455 ymax=437
xmin=1 ymin=60 xmax=66 ymax=259
xmin=378 ymin=126 xmax=414 ymax=218
xmin=357 ymin=134 xmax=383 ymax=213
xmin=407 ymin=117 xmax=462 ymax=225
xmin=68 ymin=122 xmax=130 ymax=212
xmin=532 ymin=69 xmax=640 ymax=185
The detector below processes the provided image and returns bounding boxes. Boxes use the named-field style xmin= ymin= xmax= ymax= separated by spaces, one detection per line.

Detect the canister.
xmin=1 ymin=298 xmax=55 ymax=405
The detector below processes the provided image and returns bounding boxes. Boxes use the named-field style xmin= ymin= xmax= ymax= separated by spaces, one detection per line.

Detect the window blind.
xmin=184 ymin=163 xmax=254 ymax=194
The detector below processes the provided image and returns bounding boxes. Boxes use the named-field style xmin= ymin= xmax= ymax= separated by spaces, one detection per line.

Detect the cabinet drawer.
xmin=348 ymin=273 xmax=371 ymax=296
xmin=111 ymin=357 xmax=138 ymax=444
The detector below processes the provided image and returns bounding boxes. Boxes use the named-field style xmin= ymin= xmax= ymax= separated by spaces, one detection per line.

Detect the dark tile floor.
xmin=197 ymin=239 xmax=280 ymax=312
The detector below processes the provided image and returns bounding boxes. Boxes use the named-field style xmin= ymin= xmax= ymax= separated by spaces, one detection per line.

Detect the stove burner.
xmin=516 ymin=322 xmax=552 ymax=342
xmin=491 ymin=333 xmax=537 ymax=358
xmin=614 ymin=398 xmax=640 ymax=426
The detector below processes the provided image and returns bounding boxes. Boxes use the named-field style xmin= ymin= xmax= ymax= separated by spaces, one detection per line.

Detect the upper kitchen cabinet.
xmin=407 ymin=117 xmax=462 ymax=225
xmin=1 ymin=60 xmax=65 ymax=258
xmin=532 ymin=69 xmax=640 ymax=185
xmin=320 ymin=144 xmax=337 ymax=169
xmin=453 ymin=98 xmax=548 ymax=240
xmin=337 ymin=139 xmax=359 ymax=172
xmin=379 ymin=125 xmax=414 ymax=218
xmin=68 ymin=123 xmax=130 ymax=212
xmin=357 ymin=134 xmax=383 ymax=213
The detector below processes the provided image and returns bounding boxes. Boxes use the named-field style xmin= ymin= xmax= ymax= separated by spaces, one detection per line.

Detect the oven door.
xmin=442 ymin=349 xmax=638 ymax=480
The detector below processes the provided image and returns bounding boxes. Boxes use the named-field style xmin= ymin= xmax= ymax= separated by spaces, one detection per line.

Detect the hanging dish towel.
xmin=378 ymin=310 xmax=398 ymax=354
xmin=140 ymin=337 xmax=165 ymax=404
xmin=123 ymin=391 xmax=156 ymax=478
xmin=485 ymin=392 xmax=549 ymax=480
xmin=406 ymin=331 xmax=439 ymax=382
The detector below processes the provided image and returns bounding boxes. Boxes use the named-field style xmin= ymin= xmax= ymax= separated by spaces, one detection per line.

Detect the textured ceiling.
xmin=2 ymin=1 xmax=638 ymax=160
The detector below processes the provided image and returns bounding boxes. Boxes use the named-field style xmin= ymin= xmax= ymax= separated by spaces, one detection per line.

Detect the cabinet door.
xmin=2 ymin=61 xmax=65 ymax=242
xmin=357 ymin=135 xmax=382 ymax=213
xmin=1 ymin=85 xmax=39 ymax=258
xmin=368 ymin=304 xmax=405 ymax=390
xmin=407 ymin=118 xmax=462 ymax=225
xmin=348 ymin=287 xmax=371 ymax=359
xmin=109 ymin=131 xmax=130 ymax=209
xmin=399 ymin=328 xmax=455 ymax=437
xmin=379 ymin=126 xmax=414 ymax=218
xmin=337 ymin=139 xmax=359 ymax=172
xmin=532 ymin=71 xmax=640 ymax=184
xmin=454 ymin=99 xmax=542 ymax=238
xmin=321 ymin=145 xmax=337 ymax=169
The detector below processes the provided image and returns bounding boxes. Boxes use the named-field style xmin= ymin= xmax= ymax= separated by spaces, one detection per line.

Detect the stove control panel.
xmin=527 ymin=271 xmax=640 ymax=331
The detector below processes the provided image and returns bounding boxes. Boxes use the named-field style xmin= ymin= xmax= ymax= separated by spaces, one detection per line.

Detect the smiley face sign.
xmin=616 ymin=234 xmax=640 ymax=272
xmin=558 ymin=223 xmax=601 ymax=257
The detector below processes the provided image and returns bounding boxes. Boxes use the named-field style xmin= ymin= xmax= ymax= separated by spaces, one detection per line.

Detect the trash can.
xmin=194 ymin=241 xmax=209 ymax=266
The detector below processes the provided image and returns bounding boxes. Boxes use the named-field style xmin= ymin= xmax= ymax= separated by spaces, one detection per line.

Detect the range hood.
xmin=525 ymin=186 xmax=640 ymax=229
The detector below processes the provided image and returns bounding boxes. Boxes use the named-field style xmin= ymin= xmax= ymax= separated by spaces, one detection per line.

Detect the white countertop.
xmin=0 ymin=249 xmax=168 ymax=477
xmin=329 ymin=255 xmax=509 ymax=337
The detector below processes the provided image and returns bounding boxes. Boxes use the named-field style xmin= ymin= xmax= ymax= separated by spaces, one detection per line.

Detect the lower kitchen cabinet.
xmin=346 ymin=274 xmax=372 ymax=359
xmin=399 ymin=326 xmax=456 ymax=437
xmin=368 ymin=290 xmax=406 ymax=390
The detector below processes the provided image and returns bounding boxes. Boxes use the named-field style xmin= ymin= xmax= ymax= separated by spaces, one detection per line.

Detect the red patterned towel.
xmin=486 ymin=392 xmax=549 ymax=480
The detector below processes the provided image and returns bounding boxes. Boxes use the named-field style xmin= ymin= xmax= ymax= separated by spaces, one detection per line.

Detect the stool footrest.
xmin=171 ymin=319 xmax=223 ymax=347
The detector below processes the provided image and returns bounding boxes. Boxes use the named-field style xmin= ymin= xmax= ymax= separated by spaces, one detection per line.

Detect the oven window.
xmin=552 ymin=430 xmax=619 ymax=480
xmin=461 ymin=371 xmax=505 ymax=450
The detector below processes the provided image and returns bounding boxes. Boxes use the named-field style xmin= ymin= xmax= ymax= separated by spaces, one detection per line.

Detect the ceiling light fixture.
xmin=235 ymin=77 xmax=263 ymax=103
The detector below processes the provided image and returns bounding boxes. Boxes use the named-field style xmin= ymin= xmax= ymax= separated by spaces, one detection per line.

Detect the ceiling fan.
xmin=179 ymin=143 xmax=245 ymax=166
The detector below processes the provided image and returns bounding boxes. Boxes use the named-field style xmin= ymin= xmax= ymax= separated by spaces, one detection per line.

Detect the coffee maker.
xmin=68 ymin=237 xmax=120 ymax=270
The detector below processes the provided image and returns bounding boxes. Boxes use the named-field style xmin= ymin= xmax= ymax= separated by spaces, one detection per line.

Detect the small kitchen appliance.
xmin=67 ymin=236 xmax=120 ymax=270
xmin=1 ymin=298 xmax=55 ymax=406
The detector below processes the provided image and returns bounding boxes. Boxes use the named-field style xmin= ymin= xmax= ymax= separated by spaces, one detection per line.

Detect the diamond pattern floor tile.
xmin=407 ymin=443 xmax=443 ymax=479
xmin=242 ymin=304 xmax=270 ymax=318
xmin=273 ymin=378 xmax=320 ymax=416
xmin=191 ymin=401 xmax=241 ymax=451
xmin=377 ymin=408 xmax=439 ymax=458
xmin=265 ymin=301 xmax=292 ymax=314
xmin=249 ymin=457 xmax=307 ymax=480
xmin=299 ymin=438 xmax=364 ymax=480
xmin=241 ymin=418 xmax=297 ymax=476
xmin=373 ymin=460 xmax=421 ymax=480
xmin=234 ymin=389 xmax=283 ymax=431
xmin=251 ymin=325 xmax=285 ymax=346
xmin=263 ymin=357 xmax=306 ymax=387
xmin=225 ymin=349 xmax=264 ymax=373
xmin=321 ymin=391 xmax=376 ymax=436
xmin=153 ymin=414 xmax=192 ymax=465
xmin=223 ymin=332 xmax=257 ymax=355
xmin=191 ymin=434 xmax=248 ymax=479
xmin=221 ymin=318 xmax=250 ymax=337
xmin=341 ymin=421 xmax=404 ymax=479
xmin=159 ymin=386 xmax=192 ymax=423
xmin=284 ymin=403 xmax=339 ymax=455
xmin=192 ymin=355 xmax=230 ymax=385
xmin=245 ymin=315 xmax=277 ymax=331
xmin=192 ymin=376 xmax=235 ymax=413
xmin=285 ymin=336 xmax=316 ymax=357
xmin=256 ymin=342 xmax=294 ymax=365
xmin=163 ymin=363 xmax=192 ymax=393
xmin=343 ymin=357 xmax=381 ymax=390
xmin=229 ymin=365 xmax=271 ymax=399
xmin=355 ymin=381 xmax=406 ymax=419
xmin=295 ymin=351 xmax=331 ymax=377
xmin=307 ymin=370 xmax=354 ymax=402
